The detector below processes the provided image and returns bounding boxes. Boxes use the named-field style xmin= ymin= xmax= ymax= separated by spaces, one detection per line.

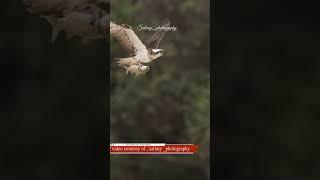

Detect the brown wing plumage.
xmin=23 ymin=0 xmax=93 ymax=14
xmin=145 ymin=19 xmax=170 ymax=49
xmin=110 ymin=21 xmax=146 ymax=56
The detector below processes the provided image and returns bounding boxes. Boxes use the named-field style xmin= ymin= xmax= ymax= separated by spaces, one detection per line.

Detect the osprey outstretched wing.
xmin=110 ymin=21 xmax=147 ymax=57
xmin=145 ymin=19 xmax=171 ymax=49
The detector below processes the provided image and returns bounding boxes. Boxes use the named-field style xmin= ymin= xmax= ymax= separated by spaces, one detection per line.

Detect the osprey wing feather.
xmin=145 ymin=19 xmax=170 ymax=49
xmin=110 ymin=21 xmax=146 ymax=56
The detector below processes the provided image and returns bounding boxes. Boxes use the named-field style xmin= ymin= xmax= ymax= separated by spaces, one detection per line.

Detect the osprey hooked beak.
xmin=149 ymin=49 xmax=164 ymax=60
xmin=152 ymin=49 xmax=164 ymax=55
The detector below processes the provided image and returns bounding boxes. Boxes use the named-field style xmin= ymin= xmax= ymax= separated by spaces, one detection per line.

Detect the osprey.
xmin=110 ymin=20 xmax=170 ymax=75
xmin=23 ymin=0 xmax=110 ymax=43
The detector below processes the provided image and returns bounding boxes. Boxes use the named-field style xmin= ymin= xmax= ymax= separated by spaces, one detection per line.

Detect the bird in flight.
xmin=23 ymin=0 xmax=110 ymax=43
xmin=110 ymin=19 xmax=170 ymax=75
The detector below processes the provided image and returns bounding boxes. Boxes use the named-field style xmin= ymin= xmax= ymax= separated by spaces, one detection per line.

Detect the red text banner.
xmin=110 ymin=143 xmax=198 ymax=154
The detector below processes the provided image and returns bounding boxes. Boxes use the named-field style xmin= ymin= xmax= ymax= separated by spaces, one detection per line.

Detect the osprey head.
xmin=148 ymin=48 xmax=164 ymax=60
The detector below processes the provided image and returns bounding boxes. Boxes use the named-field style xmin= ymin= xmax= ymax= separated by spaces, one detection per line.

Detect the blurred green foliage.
xmin=110 ymin=0 xmax=210 ymax=179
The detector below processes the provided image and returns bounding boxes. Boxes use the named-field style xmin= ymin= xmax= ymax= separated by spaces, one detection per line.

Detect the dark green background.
xmin=110 ymin=0 xmax=210 ymax=180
